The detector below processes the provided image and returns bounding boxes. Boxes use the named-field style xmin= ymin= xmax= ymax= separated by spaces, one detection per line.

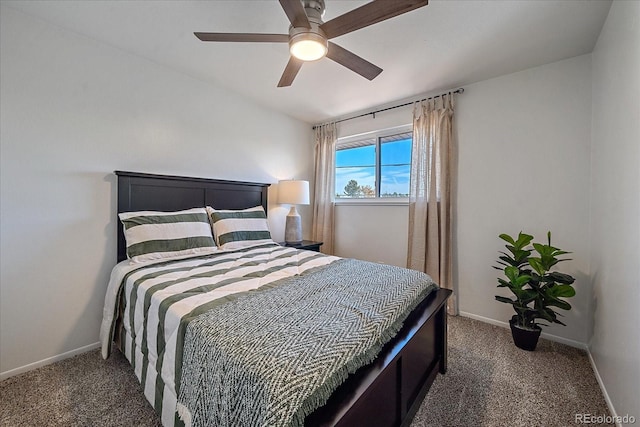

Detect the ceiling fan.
xmin=194 ymin=0 xmax=429 ymax=87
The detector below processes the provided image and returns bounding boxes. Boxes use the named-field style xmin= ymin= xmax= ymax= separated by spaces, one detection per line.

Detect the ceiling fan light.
xmin=289 ymin=33 xmax=327 ymax=61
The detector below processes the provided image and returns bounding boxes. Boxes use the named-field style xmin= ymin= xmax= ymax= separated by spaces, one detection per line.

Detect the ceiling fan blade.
xmin=277 ymin=57 xmax=304 ymax=87
xmin=279 ymin=0 xmax=311 ymax=29
xmin=320 ymin=0 xmax=428 ymax=39
xmin=326 ymin=42 xmax=382 ymax=81
xmin=194 ymin=32 xmax=289 ymax=43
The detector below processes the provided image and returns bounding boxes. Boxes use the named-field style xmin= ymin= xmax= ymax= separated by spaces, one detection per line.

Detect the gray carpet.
xmin=411 ymin=316 xmax=610 ymax=426
xmin=0 ymin=316 xmax=610 ymax=427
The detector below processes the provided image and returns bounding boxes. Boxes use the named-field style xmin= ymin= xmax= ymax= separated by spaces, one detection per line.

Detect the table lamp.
xmin=278 ymin=180 xmax=310 ymax=244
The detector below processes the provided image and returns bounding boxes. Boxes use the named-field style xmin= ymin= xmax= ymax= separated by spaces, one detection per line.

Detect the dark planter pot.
xmin=509 ymin=317 xmax=541 ymax=351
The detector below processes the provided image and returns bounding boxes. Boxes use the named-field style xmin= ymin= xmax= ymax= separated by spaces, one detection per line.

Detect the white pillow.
xmin=119 ymin=208 xmax=217 ymax=263
xmin=207 ymin=206 xmax=274 ymax=250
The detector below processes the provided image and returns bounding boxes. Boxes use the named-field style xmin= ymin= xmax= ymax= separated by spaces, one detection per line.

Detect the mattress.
xmin=99 ymin=243 xmax=436 ymax=426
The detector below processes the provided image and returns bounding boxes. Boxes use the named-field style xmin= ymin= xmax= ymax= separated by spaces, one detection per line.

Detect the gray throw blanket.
xmin=177 ymin=259 xmax=437 ymax=427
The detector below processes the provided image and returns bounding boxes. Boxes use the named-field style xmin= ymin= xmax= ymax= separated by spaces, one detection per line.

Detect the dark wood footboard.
xmin=305 ymin=288 xmax=452 ymax=427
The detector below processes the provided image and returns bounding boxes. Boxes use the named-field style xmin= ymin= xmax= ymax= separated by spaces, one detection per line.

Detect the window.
xmin=335 ymin=128 xmax=412 ymax=199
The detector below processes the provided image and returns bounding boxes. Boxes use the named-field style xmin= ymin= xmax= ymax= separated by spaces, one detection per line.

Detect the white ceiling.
xmin=5 ymin=0 xmax=611 ymax=124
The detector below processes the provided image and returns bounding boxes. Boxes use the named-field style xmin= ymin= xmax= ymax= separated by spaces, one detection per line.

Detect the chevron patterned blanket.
xmin=176 ymin=258 xmax=437 ymax=427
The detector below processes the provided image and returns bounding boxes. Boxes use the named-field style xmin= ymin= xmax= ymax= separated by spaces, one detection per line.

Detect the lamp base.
xmin=284 ymin=206 xmax=302 ymax=244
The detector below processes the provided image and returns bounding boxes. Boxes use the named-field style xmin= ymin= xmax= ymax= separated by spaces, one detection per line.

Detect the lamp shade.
xmin=278 ymin=180 xmax=310 ymax=205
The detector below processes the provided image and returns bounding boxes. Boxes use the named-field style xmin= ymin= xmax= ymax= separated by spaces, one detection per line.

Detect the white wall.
xmin=335 ymin=204 xmax=409 ymax=267
xmin=0 ymin=6 xmax=312 ymax=376
xmin=589 ymin=0 xmax=640 ymax=419
xmin=456 ymin=54 xmax=593 ymax=345
xmin=333 ymin=54 xmax=593 ymax=345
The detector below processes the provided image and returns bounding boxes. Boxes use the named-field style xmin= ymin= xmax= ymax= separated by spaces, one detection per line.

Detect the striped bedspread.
xmin=100 ymin=243 xmax=339 ymax=426
xmin=99 ymin=243 xmax=436 ymax=427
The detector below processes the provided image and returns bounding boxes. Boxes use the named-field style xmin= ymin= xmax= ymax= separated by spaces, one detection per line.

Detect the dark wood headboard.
xmin=116 ymin=171 xmax=270 ymax=263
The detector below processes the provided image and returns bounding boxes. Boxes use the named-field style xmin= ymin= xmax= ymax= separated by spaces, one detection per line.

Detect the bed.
xmin=100 ymin=170 xmax=451 ymax=427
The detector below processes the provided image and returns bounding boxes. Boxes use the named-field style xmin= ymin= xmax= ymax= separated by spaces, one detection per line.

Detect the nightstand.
xmin=279 ymin=240 xmax=323 ymax=252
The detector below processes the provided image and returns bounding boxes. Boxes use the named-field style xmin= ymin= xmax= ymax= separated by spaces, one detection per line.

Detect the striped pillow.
xmin=119 ymin=208 xmax=217 ymax=263
xmin=208 ymin=206 xmax=274 ymax=250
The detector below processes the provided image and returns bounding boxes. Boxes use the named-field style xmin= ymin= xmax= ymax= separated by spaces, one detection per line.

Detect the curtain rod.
xmin=312 ymin=87 xmax=464 ymax=130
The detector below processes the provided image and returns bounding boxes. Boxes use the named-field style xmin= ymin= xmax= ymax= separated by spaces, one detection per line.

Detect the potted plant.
xmin=494 ymin=232 xmax=576 ymax=351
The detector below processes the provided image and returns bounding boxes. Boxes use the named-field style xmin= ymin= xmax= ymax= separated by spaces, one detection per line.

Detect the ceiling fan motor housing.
xmin=303 ymin=0 xmax=326 ymax=19
xmin=288 ymin=0 xmax=328 ymax=61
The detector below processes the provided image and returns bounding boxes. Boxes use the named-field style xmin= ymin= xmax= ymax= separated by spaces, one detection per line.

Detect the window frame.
xmin=334 ymin=124 xmax=413 ymax=205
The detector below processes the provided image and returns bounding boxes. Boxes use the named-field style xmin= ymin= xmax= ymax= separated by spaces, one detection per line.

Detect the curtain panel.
xmin=407 ymin=94 xmax=457 ymax=314
xmin=312 ymin=123 xmax=337 ymax=254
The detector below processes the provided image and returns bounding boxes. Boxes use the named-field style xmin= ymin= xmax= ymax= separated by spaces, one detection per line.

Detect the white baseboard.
xmin=587 ymin=350 xmax=621 ymax=427
xmin=0 ymin=341 xmax=100 ymax=381
xmin=458 ymin=311 xmax=588 ymax=350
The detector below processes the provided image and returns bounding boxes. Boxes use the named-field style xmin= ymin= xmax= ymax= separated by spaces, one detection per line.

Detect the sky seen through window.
xmin=336 ymin=137 xmax=412 ymax=198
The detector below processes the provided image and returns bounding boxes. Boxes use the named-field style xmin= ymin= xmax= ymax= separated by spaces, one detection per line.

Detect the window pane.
xmin=336 ymin=145 xmax=375 ymax=168
xmin=380 ymin=165 xmax=411 ymax=197
xmin=334 ymin=129 xmax=412 ymax=199
xmin=381 ymin=138 xmax=412 ymax=165
xmin=335 ymin=167 xmax=376 ymax=198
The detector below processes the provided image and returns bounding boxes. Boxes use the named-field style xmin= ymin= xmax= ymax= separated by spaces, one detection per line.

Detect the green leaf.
xmin=520 ymin=289 xmax=538 ymax=304
xmin=511 ymin=287 xmax=524 ymax=299
xmin=528 ymin=257 xmax=545 ymax=276
xmin=513 ymin=250 xmax=532 ymax=264
xmin=497 ymin=278 xmax=511 ymax=288
xmin=546 ymin=299 xmax=572 ymax=311
xmin=514 ymin=275 xmax=532 ymax=288
xmin=549 ymin=284 xmax=576 ymax=298
xmin=538 ymin=307 xmax=556 ymax=323
xmin=533 ymin=243 xmax=552 ymax=256
xmin=499 ymin=234 xmax=516 ymax=245
xmin=541 ymin=258 xmax=559 ymax=271
xmin=515 ymin=232 xmax=534 ymax=248
xmin=547 ymin=272 xmax=575 ymax=284
xmin=504 ymin=266 xmax=520 ymax=283
xmin=499 ymin=255 xmax=517 ymax=266
xmin=495 ymin=296 xmax=515 ymax=304
xmin=498 ymin=251 xmax=512 ymax=257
